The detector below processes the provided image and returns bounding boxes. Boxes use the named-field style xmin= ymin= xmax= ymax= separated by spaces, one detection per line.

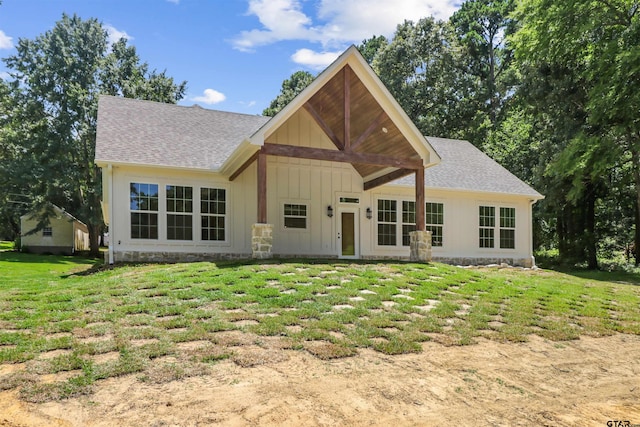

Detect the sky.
xmin=0 ymin=0 xmax=462 ymax=115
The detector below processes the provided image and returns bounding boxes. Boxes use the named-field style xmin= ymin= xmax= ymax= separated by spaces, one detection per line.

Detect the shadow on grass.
xmin=547 ymin=267 xmax=640 ymax=286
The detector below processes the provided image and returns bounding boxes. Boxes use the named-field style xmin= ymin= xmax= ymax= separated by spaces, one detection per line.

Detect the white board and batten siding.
xmin=266 ymin=108 xmax=363 ymax=257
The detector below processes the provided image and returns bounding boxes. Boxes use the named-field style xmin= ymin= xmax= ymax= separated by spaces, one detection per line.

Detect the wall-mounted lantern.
xmin=366 ymin=207 xmax=372 ymax=219
xmin=327 ymin=205 xmax=333 ymax=218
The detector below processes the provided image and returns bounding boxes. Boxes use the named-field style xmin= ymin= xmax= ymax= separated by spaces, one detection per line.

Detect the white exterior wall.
xmin=106 ymin=165 xmax=257 ymax=261
xmin=21 ymin=212 xmax=86 ymax=254
xmin=365 ymin=185 xmax=536 ymax=265
xmin=103 ymin=108 xmax=537 ymax=266
xmin=266 ymin=109 xmax=362 ymax=257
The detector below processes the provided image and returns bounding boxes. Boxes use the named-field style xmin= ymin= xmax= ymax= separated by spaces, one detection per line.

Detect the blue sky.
xmin=0 ymin=0 xmax=461 ymax=115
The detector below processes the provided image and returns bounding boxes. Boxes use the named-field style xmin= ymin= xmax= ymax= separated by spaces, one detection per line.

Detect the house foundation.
xmin=409 ymin=230 xmax=432 ymax=262
xmin=252 ymin=223 xmax=273 ymax=259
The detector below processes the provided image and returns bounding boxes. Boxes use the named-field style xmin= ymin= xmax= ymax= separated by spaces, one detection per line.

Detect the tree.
xmin=262 ymin=70 xmax=315 ymax=117
xmin=514 ymin=0 xmax=640 ymax=265
xmin=450 ymin=0 xmax=517 ymax=126
xmin=358 ymin=35 xmax=388 ymax=64
xmin=369 ymin=18 xmax=490 ymax=143
xmin=2 ymin=14 xmax=186 ymax=256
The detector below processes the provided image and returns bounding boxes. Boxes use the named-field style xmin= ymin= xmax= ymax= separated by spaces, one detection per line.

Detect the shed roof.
xmin=392 ymin=137 xmax=543 ymax=199
xmin=95 ymin=95 xmax=270 ymax=170
xmin=20 ymin=204 xmax=87 ymax=226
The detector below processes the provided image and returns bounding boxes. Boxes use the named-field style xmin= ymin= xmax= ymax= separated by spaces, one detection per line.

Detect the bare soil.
xmin=1 ymin=334 xmax=639 ymax=427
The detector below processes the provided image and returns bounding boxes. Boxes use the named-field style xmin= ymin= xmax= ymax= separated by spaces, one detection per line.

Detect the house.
xmin=20 ymin=204 xmax=89 ymax=255
xmin=95 ymin=46 xmax=543 ymax=267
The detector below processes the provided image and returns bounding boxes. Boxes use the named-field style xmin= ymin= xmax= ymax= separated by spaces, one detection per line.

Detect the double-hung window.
xmin=166 ymin=185 xmax=193 ymax=240
xmin=130 ymin=183 xmax=159 ymax=239
xmin=377 ymin=199 xmax=397 ymax=246
xmin=42 ymin=227 xmax=53 ymax=237
xmin=284 ymin=204 xmax=307 ymax=229
xmin=426 ymin=202 xmax=444 ymax=247
xmin=401 ymin=201 xmax=416 ymax=246
xmin=500 ymin=207 xmax=516 ymax=249
xmin=479 ymin=206 xmax=495 ymax=248
xmin=201 ymin=188 xmax=226 ymax=241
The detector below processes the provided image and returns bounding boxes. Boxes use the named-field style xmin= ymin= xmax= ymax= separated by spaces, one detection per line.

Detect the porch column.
xmin=415 ymin=167 xmax=425 ymax=231
xmin=410 ymin=168 xmax=431 ymax=262
xmin=257 ymin=151 xmax=267 ymax=224
xmin=252 ymin=151 xmax=273 ymax=259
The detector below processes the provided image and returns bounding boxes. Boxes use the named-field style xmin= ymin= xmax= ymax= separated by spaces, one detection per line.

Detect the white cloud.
xmin=317 ymin=0 xmax=459 ymax=42
xmin=291 ymin=49 xmax=340 ymax=70
xmin=0 ymin=30 xmax=13 ymax=49
xmin=232 ymin=0 xmax=316 ymax=52
xmin=0 ymin=71 xmax=10 ymax=80
xmin=105 ymin=25 xmax=133 ymax=45
xmin=192 ymin=88 xmax=226 ymax=105
xmin=232 ymin=0 xmax=460 ymax=52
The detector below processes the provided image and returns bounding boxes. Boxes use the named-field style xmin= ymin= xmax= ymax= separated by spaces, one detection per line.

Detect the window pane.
xmin=427 ymin=225 xmax=443 ymax=247
xmin=500 ymin=207 xmax=515 ymax=228
xmin=378 ymin=223 xmax=396 ymax=246
xmin=402 ymin=224 xmax=415 ymax=246
xmin=201 ymin=188 xmax=226 ymax=241
xmin=479 ymin=228 xmax=494 ymax=248
xmin=402 ymin=201 xmax=416 ymax=224
xmin=130 ymin=182 xmax=158 ymax=211
xmin=284 ymin=204 xmax=307 ymax=229
xmin=167 ymin=185 xmax=193 ymax=213
xmin=426 ymin=202 xmax=444 ymax=225
xmin=284 ymin=217 xmax=306 ymax=228
xmin=131 ymin=212 xmax=158 ymax=239
xmin=479 ymin=206 xmax=495 ymax=227
xmin=500 ymin=229 xmax=515 ymax=249
xmin=377 ymin=199 xmax=397 ymax=223
xmin=167 ymin=214 xmax=192 ymax=240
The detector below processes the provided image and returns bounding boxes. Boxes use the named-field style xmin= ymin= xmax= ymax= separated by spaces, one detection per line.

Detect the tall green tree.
xmin=514 ymin=0 xmax=640 ymax=264
xmin=262 ymin=70 xmax=315 ymax=117
xmin=370 ymin=18 xmax=480 ymax=141
xmin=450 ymin=0 xmax=516 ymax=126
xmin=2 ymin=13 xmax=186 ymax=256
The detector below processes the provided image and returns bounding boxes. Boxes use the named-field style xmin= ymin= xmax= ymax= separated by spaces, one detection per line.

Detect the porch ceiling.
xmin=267 ymin=65 xmax=423 ymax=180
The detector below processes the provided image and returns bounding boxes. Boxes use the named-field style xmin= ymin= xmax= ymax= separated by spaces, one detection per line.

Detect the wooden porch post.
xmin=415 ymin=167 xmax=425 ymax=231
xmin=257 ymin=151 xmax=267 ymax=223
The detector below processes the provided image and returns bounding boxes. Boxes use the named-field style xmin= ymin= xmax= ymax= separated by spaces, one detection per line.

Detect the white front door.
xmin=338 ymin=208 xmax=359 ymax=259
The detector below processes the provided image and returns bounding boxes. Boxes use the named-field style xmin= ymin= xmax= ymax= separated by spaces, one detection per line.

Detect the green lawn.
xmin=1 ymin=252 xmax=639 ymax=402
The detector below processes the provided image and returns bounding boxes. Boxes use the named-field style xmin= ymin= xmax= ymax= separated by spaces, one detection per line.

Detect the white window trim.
xmin=374 ymin=195 xmax=446 ymax=250
xmin=281 ymin=201 xmax=309 ymax=232
xmin=477 ymin=203 xmax=517 ymax=251
xmin=199 ymin=186 xmax=230 ymax=245
xmin=499 ymin=206 xmax=516 ymax=250
xmin=129 ymin=182 xmax=160 ymax=241
xmin=166 ymin=184 xmax=194 ymax=242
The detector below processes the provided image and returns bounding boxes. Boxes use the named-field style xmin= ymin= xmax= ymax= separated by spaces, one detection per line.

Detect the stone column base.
xmin=409 ymin=230 xmax=432 ymax=262
xmin=252 ymin=223 xmax=273 ymax=259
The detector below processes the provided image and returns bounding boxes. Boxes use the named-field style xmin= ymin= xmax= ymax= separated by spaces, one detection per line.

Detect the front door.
xmin=338 ymin=208 xmax=359 ymax=259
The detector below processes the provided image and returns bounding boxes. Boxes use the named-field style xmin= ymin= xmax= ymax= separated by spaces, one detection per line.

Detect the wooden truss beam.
xmin=351 ymin=111 xmax=387 ymax=151
xmin=229 ymin=151 xmax=258 ymax=182
xmin=261 ymin=143 xmax=423 ymax=170
xmin=344 ymin=67 xmax=351 ymax=151
xmin=363 ymin=168 xmax=414 ymax=191
xmin=303 ymin=103 xmax=344 ymax=150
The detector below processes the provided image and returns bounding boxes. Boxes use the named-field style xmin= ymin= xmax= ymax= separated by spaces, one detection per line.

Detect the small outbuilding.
xmin=20 ymin=205 xmax=89 ymax=255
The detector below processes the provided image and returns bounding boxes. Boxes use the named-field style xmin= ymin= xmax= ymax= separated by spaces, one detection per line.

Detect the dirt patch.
xmin=1 ymin=334 xmax=639 ymax=426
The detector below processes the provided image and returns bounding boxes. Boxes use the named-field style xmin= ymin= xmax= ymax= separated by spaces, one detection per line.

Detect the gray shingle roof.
xmin=95 ymin=95 xmax=270 ymax=170
xmin=95 ymin=97 xmax=541 ymax=198
xmin=392 ymin=137 xmax=543 ymax=198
